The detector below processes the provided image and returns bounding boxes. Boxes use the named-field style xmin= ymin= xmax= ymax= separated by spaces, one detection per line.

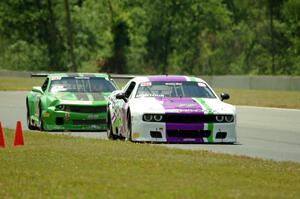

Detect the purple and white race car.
xmin=107 ymin=75 xmax=236 ymax=143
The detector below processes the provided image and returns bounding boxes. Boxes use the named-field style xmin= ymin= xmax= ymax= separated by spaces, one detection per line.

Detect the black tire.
xmin=26 ymin=100 xmax=35 ymax=130
xmin=38 ymin=103 xmax=44 ymax=131
xmin=127 ymin=110 xmax=132 ymax=141
xmin=107 ymin=111 xmax=117 ymax=140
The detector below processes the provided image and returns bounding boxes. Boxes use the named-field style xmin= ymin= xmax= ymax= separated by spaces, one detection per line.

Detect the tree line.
xmin=0 ymin=0 xmax=299 ymax=75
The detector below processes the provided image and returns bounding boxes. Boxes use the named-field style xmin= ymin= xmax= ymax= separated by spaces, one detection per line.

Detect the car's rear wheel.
xmin=38 ymin=103 xmax=44 ymax=131
xmin=26 ymin=100 xmax=35 ymax=130
xmin=107 ymin=111 xmax=117 ymax=140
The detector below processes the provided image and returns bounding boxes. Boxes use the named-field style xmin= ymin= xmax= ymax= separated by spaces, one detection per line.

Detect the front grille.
xmin=56 ymin=117 xmax=64 ymax=125
xmin=165 ymin=114 xmax=233 ymax=123
xmin=66 ymin=105 xmax=106 ymax=113
xmin=150 ymin=131 xmax=163 ymax=138
xmin=72 ymin=119 xmax=106 ymax=125
xmin=167 ymin=130 xmax=211 ymax=138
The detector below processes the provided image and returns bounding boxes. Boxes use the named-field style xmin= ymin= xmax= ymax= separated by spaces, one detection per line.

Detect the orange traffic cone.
xmin=0 ymin=122 xmax=5 ymax=148
xmin=14 ymin=121 xmax=24 ymax=146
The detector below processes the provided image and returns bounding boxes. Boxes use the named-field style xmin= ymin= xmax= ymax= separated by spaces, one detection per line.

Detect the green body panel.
xmin=26 ymin=73 xmax=117 ymax=131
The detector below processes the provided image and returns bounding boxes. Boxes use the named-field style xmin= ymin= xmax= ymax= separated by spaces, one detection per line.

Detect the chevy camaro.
xmin=26 ymin=73 xmax=117 ymax=131
xmin=107 ymin=75 xmax=236 ymax=143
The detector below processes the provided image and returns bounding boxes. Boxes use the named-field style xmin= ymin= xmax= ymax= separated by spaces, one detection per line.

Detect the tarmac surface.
xmin=1 ymin=91 xmax=299 ymax=163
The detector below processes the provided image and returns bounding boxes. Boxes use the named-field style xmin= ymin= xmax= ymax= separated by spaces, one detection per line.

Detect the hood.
xmin=130 ymin=97 xmax=235 ymax=114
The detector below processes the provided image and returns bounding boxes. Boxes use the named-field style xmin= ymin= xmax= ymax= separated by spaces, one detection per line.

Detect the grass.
xmin=0 ymin=129 xmax=300 ymax=198
xmin=0 ymin=77 xmax=299 ymax=109
xmin=0 ymin=77 xmax=44 ymax=91
xmin=215 ymin=88 xmax=300 ymax=109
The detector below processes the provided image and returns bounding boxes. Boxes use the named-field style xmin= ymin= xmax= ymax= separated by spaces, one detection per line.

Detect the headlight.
xmin=55 ymin=105 xmax=65 ymax=111
xmin=224 ymin=115 xmax=234 ymax=122
xmin=142 ymin=114 xmax=164 ymax=122
xmin=215 ymin=115 xmax=224 ymax=122
xmin=143 ymin=114 xmax=153 ymax=122
xmin=215 ymin=115 xmax=234 ymax=123
xmin=153 ymin=115 xmax=163 ymax=122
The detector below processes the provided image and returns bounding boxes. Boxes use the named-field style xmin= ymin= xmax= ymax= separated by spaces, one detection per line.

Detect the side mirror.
xmin=116 ymin=92 xmax=128 ymax=102
xmin=220 ymin=93 xmax=230 ymax=101
xmin=32 ymin=86 xmax=44 ymax=94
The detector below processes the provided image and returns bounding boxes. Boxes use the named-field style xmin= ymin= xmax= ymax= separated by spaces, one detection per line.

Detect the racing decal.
xmin=65 ymin=112 xmax=70 ymax=121
xmin=74 ymin=93 xmax=90 ymax=101
xmin=156 ymin=97 xmax=205 ymax=143
xmin=187 ymin=76 xmax=214 ymax=142
xmin=51 ymin=76 xmax=62 ymax=81
xmin=156 ymin=97 xmax=204 ymax=114
xmin=140 ymin=82 xmax=152 ymax=87
xmin=88 ymin=93 xmax=105 ymax=101
xmin=193 ymin=98 xmax=214 ymax=143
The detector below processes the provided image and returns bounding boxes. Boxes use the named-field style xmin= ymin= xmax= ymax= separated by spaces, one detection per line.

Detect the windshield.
xmin=49 ymin=77 xmax=116 ymax=93
xmin=136 ymin=81 xmax=216 ymax=98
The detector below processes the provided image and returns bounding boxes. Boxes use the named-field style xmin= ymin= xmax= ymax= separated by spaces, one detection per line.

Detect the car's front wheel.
xmin=38 ymin=103 xmax=44 ymax=131
xmin=26 ymin=100 xmax=35 ymax=130
xmin=107 ymin=111 xmax=117 ymax=140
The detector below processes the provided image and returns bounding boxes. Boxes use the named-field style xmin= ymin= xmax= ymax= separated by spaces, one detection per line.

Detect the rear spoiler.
xmin=31 ymin=73 xmax=49 ymax=78
xmin=31 ymin=73 xmax=137 ymax=80
xmin=108 ymin=74 xmax=136 ymax=80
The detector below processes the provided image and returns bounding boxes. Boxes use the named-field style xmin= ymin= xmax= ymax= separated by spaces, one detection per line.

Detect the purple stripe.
xmin=166 ymin=123 xmax=204 ymax=131
xmin=155 ymin=97 xmax=205 ymax=143
xmin=156 ymin=97 xmax=204 ymax=113
xmin=148 ymin=76 xmax=187 ymax=82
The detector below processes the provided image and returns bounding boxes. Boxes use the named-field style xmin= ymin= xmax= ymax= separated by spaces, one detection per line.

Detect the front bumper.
xmin=130 ymin=115 xmax=236 ymax=143
xmin=42 ymin=107 xmax=107 ymax=131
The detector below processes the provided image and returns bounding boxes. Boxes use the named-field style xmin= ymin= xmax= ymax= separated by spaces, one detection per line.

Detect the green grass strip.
xmin=0 ymin=129 xmax=300 ymax=198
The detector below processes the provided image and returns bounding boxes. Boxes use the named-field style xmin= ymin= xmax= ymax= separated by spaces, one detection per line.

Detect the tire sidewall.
xmin=127 ymin=110 xmax=132 ymax=141
xmin=38 ymin=103 xmax=44 ymax=131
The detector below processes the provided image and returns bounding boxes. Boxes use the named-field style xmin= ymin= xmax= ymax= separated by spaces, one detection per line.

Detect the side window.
xmin=124 ymin=82 xmax=136 ymax=98
xmin=41 ymin=78 xmax=49 ymax=92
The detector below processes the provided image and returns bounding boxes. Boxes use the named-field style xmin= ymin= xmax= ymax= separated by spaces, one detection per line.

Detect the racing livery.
xmin=107 ymin=75 xmax=236 ymax=143
xmin=26 ymin=73 xmax=117 ymax=131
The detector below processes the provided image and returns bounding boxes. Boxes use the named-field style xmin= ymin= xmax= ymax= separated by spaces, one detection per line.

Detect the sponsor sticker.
xmin=183 ymin=138 xmax=196 ymax=141
xmin=165 ymin=82 xmax=182 ymax=86
xmin=75 ymin=76 xmax=90 ymax=79
xmin=65 ymin=112 xmax=70 ymax=121
xmin=177 ymin=104 xmax=195 ymax=108
xmin=198 ymin=82 xmax=206 ymax=87
xmin=132 ymin=132 xmax=140 ymax=139
xmin=51 ymin=76 xmax=62 ymax=80
xmin=168 ymin=109 xmax=203 ymax=113
xmin=140 ymin=82 xmax=152 ymax=87
xmin=43 ymin=112 xmax=50 ymax=117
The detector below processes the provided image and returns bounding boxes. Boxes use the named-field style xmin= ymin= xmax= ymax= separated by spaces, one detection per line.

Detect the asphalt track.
xmin=1 ymin=91 xmax=300 ymax=163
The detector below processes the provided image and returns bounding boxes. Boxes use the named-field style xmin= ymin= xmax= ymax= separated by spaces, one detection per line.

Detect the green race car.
xmin=26 ymin=73 xmax=117 ymax=131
